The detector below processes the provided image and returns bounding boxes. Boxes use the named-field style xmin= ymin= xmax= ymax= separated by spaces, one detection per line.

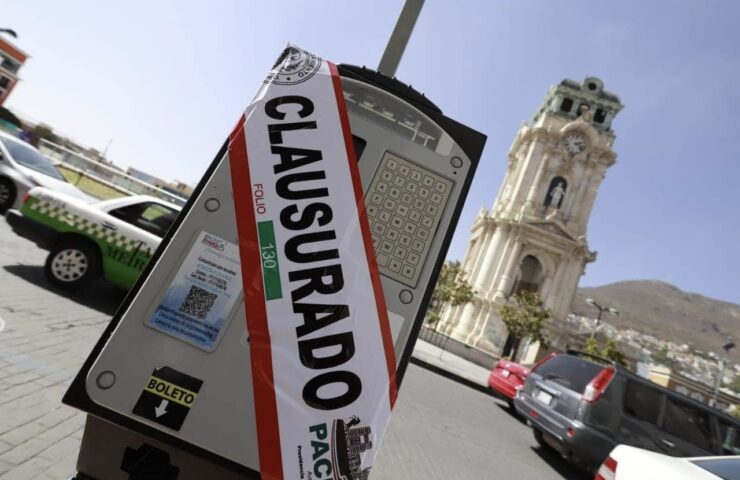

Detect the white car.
xmin=6 ymin=187 xmax=180 ymax=290
xmin=596 ymin=445 xmax=740 ymax=480
xmin=0 ymin=130 xmax=89 ymax=212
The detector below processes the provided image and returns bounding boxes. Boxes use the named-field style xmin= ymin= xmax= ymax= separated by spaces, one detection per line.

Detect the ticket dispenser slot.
xmin=64 ymin=63 xmax=486 ymax=479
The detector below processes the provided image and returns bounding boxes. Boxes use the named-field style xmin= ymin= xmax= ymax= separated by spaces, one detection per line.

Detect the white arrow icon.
xmin=155 ymin=399 xmax=169 ymax=417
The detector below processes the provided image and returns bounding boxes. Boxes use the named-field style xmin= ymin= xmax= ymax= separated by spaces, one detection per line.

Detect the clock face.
xmin=563 ymin=133 xmax=587 ymax=154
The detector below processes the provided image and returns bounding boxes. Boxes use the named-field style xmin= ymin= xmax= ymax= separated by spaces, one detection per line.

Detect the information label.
xmin=146 ymin=231 xmax=242 ymax=351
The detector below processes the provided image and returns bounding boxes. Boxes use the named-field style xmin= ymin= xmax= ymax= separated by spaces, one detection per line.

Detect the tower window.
xmin=587 ymin=82 xmax=598 ymax=91
xmin=560 ymin=98 xmax=573 ymax=113
xmin=594 ymin=108 xmax=607 ymax=124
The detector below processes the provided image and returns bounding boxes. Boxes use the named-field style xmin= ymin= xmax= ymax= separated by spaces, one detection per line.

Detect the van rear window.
xmin=533 ymin=355 xmax=604 ymax=393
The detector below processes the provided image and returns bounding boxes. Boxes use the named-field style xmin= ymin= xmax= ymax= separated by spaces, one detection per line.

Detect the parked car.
xmin=514 ymin=351 xmax=740 ymax=472
xmin=488 ymin=359 xmax=530 ymax=407
xmin=595 ymin=445 xmax=740 ymax=480
xmin=6 ymin=186 xmax=180 ymax=290
xmin=0 ymin=130 xmax=89 ymax=212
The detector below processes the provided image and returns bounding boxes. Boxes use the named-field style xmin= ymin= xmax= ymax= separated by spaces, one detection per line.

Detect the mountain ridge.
xmin=572 ymin=279 xmax=740 ymax=361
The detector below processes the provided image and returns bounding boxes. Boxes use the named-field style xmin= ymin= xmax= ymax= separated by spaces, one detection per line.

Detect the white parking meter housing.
xmin=64 ymin=49 xmax=486 ymax=480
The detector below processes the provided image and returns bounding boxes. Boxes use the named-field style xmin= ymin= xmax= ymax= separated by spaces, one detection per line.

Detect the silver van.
xmin=0 ymin=131 xmax=88 ymax=212
xmin=515 ymin=351 xmax=740 ymax=472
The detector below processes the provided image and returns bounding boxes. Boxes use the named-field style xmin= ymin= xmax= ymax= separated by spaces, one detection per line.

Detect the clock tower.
xmin=438 ymin=77 xmax=623 ymax=358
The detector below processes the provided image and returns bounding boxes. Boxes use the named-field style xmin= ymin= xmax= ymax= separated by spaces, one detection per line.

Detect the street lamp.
xmin=585 ymin=297 xmax=618 ymax=340
xmin=710 ymin=341 xmax=735 ymax=408
xmin=0 ymin=29 xmax=17 ymax=39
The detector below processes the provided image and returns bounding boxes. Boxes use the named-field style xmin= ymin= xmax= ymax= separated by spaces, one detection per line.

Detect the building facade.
xmin=438 ymin=77 xmax=623 ymax=358
xmin=0 ymin=36 xmax=28 ymax=106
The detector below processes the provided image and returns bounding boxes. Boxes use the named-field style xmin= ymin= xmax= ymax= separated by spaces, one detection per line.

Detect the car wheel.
xmin=533 ymin=429 xmax=553 ymax=451
xmin=0 ymin=177 xmax=16 ymax=213
xmin=44 ymin=239 xmax=102 ymax=290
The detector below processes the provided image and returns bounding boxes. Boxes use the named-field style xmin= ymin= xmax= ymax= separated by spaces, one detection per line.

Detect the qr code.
xmin=179 ymin=286 xmax=218 ymax=320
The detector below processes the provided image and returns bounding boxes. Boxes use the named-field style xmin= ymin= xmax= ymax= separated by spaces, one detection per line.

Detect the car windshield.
xmin=533 ymin=355 xmax=604 ymax=393
xmin=0 ymin=137 xmax=66 ymax=180
xmin=692 ymin=458 xmax=740 ymax=480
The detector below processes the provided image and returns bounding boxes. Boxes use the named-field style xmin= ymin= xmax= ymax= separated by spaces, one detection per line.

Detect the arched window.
xmin=544 ymin=177 xmax=567 ymax=209
xmin=512 ymin=255 xmax=544 ymax=295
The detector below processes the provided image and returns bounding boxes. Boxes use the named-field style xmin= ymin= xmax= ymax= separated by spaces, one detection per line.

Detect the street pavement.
xmin=0 ymin=218 xmax=588 ymax=479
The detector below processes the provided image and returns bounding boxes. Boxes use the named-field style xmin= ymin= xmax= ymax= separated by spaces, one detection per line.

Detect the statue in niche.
xmin=545 ymin=177 xmax=567 ymax=209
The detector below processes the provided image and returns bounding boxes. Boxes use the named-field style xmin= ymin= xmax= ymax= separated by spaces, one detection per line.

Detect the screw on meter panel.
xmin=257 ymin=221 xmax=282 ymax=300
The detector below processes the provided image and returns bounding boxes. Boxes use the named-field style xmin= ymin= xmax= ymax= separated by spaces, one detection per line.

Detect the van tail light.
xmin=583 ymin=367 xmax=616 ymax=403
xmin=21 ymin=192 xmax=31 ymax=204
xmin=594 ymin=456 xmax=618 ymax=480
xmin=530 ymin=352 xmax=558 ymax=373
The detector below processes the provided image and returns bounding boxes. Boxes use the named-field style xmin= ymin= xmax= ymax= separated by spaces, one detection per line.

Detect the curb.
xmin=409 ymin=355 xmax=495 ymax=398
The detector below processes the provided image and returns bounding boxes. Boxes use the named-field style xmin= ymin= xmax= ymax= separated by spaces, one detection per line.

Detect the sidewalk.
xmin=410 ymin=339 xmax=494 ymax=396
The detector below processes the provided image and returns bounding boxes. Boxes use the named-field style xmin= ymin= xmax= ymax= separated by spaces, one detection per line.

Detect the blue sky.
xmin=4 ymin=1 xmax=740 ymax=303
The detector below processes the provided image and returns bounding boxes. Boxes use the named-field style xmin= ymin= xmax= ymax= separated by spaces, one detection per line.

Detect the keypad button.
xmin=375 ymin=253 xmax=389 ymax=267
xmin=421 ymin=215 xmax=434 ymax=228
xmin=367 ymin=204 xmax=379 ymax=217
xmin=370 ymin=193 xmax=383 ymax=205
xmin=386 ymin=157 xmax=398 ymax=170
xmin=383 ymin=198 xmax=397 ymax=211
xmin=410 ymin=170 xmax=423 ymax=182
xmin=403 ymin=222 xmax=417 ymax=235
xmin=372 ymin=236 xmax=380 ymax=249
xmin=411 ymin=239 xmax=424 ymax=252
xmin=417 ymin=227 xmax=429 ymax=240
xmin=389 ymin=259 xmax=402 ymax=273
xmin=402 ymin=265 xmax=416 ymax=279
xmin=408 ymin=209 xmax=422 ymax=222
xmin=430 ymin=192 xmax=443 ymax=205
xmin=399 ymin=234 xmax=412 ymax=247
xmin=393 ymin=245 xmax=408 ymax=260
xmin=391 ymin=216 xmax=404 ymax=229
xmin=386 ymin=228 xmax=399 ymax=241
xmin=422 ymin=176 xmax=435 ymax=188
xmin=418 ymin=186 xmax=430 ymax=199
xmin=376 ymin=182 xmax=389 ymax=194
xmin=406 ymin=181 xmax=418 ymax=194
xmin=381 ymin=170 xmax=394 ymax=182
xmin=425 ymin=204 xmax=439 ymax=216
xmin=380 ymin=240 xmax=394 ymax=254
xmin=413 ymin=198 xmax=425 ymax=210
xmin=407 ymin=252 xmax=420 ymax=266
xmin=398 ymin=164 xmax=410 ymax=176
xmin=434 ymin=181 xmax=448 ymax=193
xmin=401 ymin=192 xmax=413 ymax=205
xmin=388 ymin=187 xmax=401 ymax=199
xmin=378 ymin=210 xmax=391 ymax=223
xmin=372 ymin=223 xmax=387 ymax=236
xmin=396 ymin=204 xmax=409 ymax=217
xmin=392 ymin=176 xmax=406 ymax=188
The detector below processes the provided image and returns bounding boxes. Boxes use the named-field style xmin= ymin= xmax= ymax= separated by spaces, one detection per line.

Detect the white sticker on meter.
xmin=146 ymin=231 xmax=242 ymax=351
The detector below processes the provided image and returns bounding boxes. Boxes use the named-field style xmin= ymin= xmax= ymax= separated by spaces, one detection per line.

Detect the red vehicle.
xmin=488 ymin=359 xmax=530 ymax=407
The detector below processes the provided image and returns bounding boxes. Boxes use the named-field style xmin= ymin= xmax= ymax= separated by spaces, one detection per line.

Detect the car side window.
xmin=109 ymin=203 xmax=178 ymax=238
xmin=717 ymin=421 xmax=740 ymax=455
xmin=623 ymin=381 xmax=662 ymax=424
xmin=662 ymin=398 xmax=713 ymax=451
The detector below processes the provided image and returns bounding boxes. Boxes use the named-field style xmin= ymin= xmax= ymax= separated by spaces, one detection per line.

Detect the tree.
xmin=584 ymin=337 xmax=600 ymax=356
xmin=728 ymin=375 xmax=740 ymax=394
xmin=426 ymin=261 xmax=474 ymax=328
xmin=583 ymin=337 xmax=626 ymax=366
xmin=601 ymin=338 xmax=626 ymax=366
xmin=498 ymin=290 xmax=550 ymax=360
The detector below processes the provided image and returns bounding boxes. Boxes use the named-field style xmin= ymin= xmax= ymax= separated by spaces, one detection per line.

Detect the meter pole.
xmin=378 ymin=0 xmax=425 ymax=77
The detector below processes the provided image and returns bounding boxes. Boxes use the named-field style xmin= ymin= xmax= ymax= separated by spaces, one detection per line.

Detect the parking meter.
xmin=64 ymin=50 xmax=485 ymax=480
